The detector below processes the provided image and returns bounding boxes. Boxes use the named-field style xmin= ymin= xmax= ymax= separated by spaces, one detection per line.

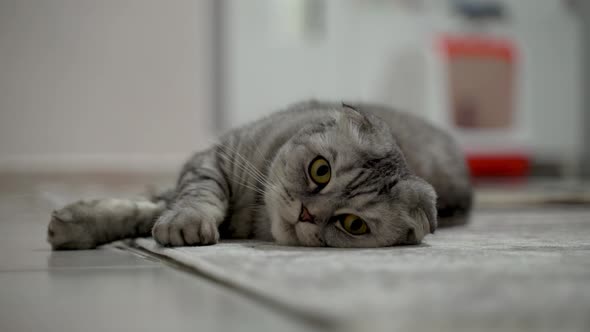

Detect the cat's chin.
xmin=271 ymin=220 xmax=299 ymax=246
xmin=269 ymin=212 xmax=325 ymax=246
xmin=271 ymin=220 xmax=324 ymax=247
xmin=268 ymin=205 xmax=301 ymax=246
xmin=266 ymin=194 xmax=308 ymax=246
xmin=265 ymin=191 xmax=326 ymax=247
xmin=294 ymin=222 xmax=325 ymax=246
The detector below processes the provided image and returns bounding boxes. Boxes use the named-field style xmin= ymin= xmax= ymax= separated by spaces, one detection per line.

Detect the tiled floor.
xmin=2 ymin=174 xmax=589 ymax=332
xmin=131 ymin=209 xmax=590 ymax=332
xmin=0 ymin=174 xmax=310 ymax=332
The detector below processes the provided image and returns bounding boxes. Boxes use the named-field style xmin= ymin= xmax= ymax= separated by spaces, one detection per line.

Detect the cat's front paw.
xmin=47 ymin=203 xmax=97 ymax=250
xmin=152 ymin=208 xmax=219 ymax=247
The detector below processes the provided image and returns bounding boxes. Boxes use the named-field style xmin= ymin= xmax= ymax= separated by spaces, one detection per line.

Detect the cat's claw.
xmin=152 ymin=208 xmax=219 ymax=247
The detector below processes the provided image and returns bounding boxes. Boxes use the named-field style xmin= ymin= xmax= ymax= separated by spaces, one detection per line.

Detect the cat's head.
xmin=264 ymin=102 xmax=437 ymax=247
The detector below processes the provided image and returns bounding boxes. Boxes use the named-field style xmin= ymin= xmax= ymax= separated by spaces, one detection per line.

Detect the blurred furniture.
xmin=218 ymin=0 xmax=583 ymax=178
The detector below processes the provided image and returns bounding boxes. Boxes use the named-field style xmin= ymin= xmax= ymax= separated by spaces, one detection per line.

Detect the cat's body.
xmin=47 ymin=101 xmax=472 ymax=250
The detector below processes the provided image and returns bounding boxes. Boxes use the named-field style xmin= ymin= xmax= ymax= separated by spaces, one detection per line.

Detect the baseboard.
xmin=0 ymin=153 xmax=189 ymax=174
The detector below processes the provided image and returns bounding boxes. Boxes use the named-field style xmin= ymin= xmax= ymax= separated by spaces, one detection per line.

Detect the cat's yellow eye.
xmin=308 ymin=156 xmax=331 ymax=186
xmin=340 ymin=214 xmax=368 ymax=235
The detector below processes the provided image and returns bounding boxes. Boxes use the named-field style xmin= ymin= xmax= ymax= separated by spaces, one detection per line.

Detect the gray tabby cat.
xmin=47 ymin=101 xmax=472 ymax=250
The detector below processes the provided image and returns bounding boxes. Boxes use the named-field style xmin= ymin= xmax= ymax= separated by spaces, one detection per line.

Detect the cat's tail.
xmin=47 ymin=189 xmax=175 ymax=250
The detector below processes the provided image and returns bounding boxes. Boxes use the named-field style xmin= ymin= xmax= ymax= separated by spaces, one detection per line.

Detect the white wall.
xmin=0 ymin=0 xmax=214 ymax=172
xmin=582 ymin=0 xmax=590 ymax=176
xmin=222 ymin=0 xmax=364 ymax=127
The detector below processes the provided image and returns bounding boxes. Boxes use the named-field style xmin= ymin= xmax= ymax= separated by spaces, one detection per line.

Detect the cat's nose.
xmin=299 ymin=205 xmax=316 ymax=224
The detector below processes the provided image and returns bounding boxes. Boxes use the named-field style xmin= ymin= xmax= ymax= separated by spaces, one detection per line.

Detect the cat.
xmin=47 ymin=101 xmax=472 ymax=250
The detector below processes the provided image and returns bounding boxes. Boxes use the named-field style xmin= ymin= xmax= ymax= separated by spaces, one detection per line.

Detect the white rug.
xmin=130 ymin=208 xmax=590 ymax=332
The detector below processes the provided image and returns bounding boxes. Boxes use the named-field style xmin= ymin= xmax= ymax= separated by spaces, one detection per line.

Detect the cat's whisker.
xmin=244 ymin=132 xmax=274 ymax=167
xmin=220 ymin=146 xmax=273 ymax=189
xmin=214 ymin=146 xmax=287 ymax=200
xmin=209 ymin=138 xmax=286 ymax=200
xmin=214 ymin=151 xmax=284 ymax=199
xmin=215 ymin=148 xmax=268 ymax=186
xmin=214 ymin=141 xmax=293 ymax=204
xmin=268 ymin=186 xmax=293 ymax=205
xmin=217 ymin=162 xmax=273 ymax=199
xmin=226 ymin=178 xmax=267 ymax=197
xmin=216 ymin=142 xmax=267 ymax=178
xmin=216 ymin=148 xmax=271 ymax=190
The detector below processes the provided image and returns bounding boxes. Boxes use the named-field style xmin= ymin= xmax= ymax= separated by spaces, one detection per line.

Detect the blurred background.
xmin=0 ymin=0 xmax=588 ymax=184
xmin=0 ymin=3 xmax=589 ymax=331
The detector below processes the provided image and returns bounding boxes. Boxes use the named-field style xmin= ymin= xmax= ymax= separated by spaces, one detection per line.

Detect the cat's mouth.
xmin=294 ymin=222 xmax=325 ymax=246
xmin=268 ymin=195 xmax=324 ymax=246
xmin=294 ymin=204 xmax=324 ymax=246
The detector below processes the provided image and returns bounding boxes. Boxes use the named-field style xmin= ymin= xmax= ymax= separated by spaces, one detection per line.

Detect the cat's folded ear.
xmin=337 ymin=102 xmax=373 ymax=135
xmin=341 ymin=102 xmax=366 ymax=121
xmin=396 ymin=175 xmax=437 ymax=244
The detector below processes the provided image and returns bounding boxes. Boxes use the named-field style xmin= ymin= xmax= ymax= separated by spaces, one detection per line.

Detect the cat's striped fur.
xmin=48 ymin=101 xmax=472 ymax=249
